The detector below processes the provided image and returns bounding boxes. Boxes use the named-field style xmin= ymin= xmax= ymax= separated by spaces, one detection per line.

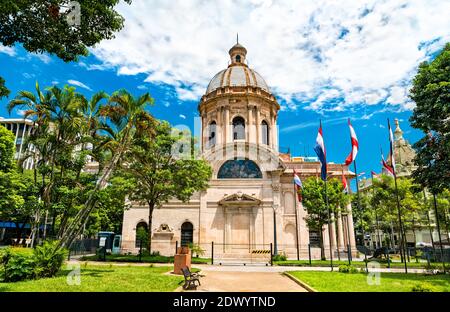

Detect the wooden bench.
xmin=181 ymin=267 xmax=201 ymax=290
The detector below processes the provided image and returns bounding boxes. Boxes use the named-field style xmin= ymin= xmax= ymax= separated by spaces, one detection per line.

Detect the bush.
xmin=338 ymin=264 xmax=359 ymax=273
xmin=188 ymin=243 xmax=205 ymax=258
xmin=272 ymin=253 xmax=287 ymax=261
xmin=411 ymin=283 xmax=434 ymax=292
xmin=0 ymin=247 xmax=35 ymax=282
xmin=0 ymin=241 xmax=67 ymax=282
xmin=33 ymin=240 xmax=68 ymax=278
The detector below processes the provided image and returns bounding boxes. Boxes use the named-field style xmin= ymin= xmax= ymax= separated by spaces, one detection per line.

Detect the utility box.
xmin=97 ymin=231 xmax=115 ymax=253
xmin=112 ymin=235 xmax=122 ymax=255
xmin=173 ymin=246 xmax=191 ymax=275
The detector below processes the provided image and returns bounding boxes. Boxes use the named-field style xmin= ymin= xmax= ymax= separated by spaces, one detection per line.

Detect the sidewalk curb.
xmin=283 ymin=272 xmax=317 ymax=292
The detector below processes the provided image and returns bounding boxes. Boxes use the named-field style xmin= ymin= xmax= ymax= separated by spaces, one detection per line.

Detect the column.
xmin=201 ymin=115 xmax=206 ymax=152
xmin=346 ymin=203 xmax=357 ymax=250
xmin=336 ymin=212 xmax=345 ymax=251
xmin=270 ymin=112 xmax=276 ymax=150
xmin=18 ymin=124 xmax=26 ymax=160
xmin=216 ymin=107 xmax=222 ymax=146
xmin=224 ymin=106 xmax=230 ymax=144
xmin=247 ymin=105 xmax=254 ymax=144
xmin=255 ymin=106 xmax=260 ymax=145
xmin=330 ymin=213 xmax=337 ymax=250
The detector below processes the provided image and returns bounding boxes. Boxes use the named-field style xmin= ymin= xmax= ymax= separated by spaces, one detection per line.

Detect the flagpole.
xmin=381 ymin=146 xmax=397 ymax=251
xmin=371 ymin=171 xmax=382 ymax=248
xmin=293 ymin=177 xmax=300 ymax=261
xmin=342 ymin=165 xmax=353 ymax=264
xmin=388 ymin=118 xmax=408 ymax=274
xmin=325 ymin=174 xmax=333 ymax=271
xmin=353 ymin=159 xmax=368 ymax=271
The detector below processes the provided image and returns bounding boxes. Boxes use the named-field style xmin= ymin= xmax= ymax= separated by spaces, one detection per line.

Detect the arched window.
xmin=232 ymin=116 xmax=245 ymax=140
xmin=236 ymin=55 xmax=241 ymax=63
xmin=135 ymin=222 xmax=148 ymax=248
xmin=181 ymin=222 xmax=194 ymax=247
xmin=218 ymin=158 xmax=262 ymax=179
xmin=208 ymin=121 xmax=216 ymax=148
xmin=261 ymin=120 xmax=269 ymax=145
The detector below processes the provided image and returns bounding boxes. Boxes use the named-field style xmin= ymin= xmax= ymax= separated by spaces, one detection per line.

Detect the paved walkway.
xmin=186 ymin=270 xmax=307 ymax=292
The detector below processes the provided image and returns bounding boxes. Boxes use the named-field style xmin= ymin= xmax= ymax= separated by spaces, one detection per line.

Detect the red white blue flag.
xmin=381 ymin=153 xmax=394 ymax=177
xmin=388 ymin=119 xmax=396 ymax=173
xmin=344 ymin=119 xmax=358 ymax=166
xmin=341 ymin=172 xmax=348 ymax=193
xmin=293 ymin=169 xmax=303 ymax=201
xmin=314 ymin=122 xmax=327 ymax=181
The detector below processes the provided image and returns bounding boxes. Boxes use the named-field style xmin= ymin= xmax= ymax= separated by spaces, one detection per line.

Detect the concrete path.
xmin=186 ymin=270 xmax=307 ymax=292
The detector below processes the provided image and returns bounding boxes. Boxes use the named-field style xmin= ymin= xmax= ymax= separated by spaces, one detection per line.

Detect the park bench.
xmin=181 ymin=267 xmax=201 ymax=290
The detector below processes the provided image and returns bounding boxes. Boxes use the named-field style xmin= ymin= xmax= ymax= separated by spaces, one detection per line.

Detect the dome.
xmin=206 ymin=66 xmax=270 ymax=94
xmin=205 ymin=42 xmax=270 ymax=95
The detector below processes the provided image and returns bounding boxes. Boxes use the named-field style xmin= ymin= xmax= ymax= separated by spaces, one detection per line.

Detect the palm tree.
xmin=59 ymin=89 xmax=156 ymax=248
xmin=8 ymin=82 xmax=54 ymax=245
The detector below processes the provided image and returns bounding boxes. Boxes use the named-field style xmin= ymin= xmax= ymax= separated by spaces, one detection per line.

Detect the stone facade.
xmin=121 ymin=43 xmax=357 ymax=259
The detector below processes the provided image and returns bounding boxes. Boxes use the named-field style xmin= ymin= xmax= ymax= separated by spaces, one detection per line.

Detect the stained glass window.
xmin=217 ymin=159 xmax=262 ymax=179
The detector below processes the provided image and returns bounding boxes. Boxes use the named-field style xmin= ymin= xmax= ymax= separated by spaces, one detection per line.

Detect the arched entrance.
xmin=181 ymin=222 xmax=193 ymax=247
xmin=135 ymin=221 xmax=148 ymax=248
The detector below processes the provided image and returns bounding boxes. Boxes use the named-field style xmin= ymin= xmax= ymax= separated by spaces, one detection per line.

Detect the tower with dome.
xmin=121 ymin=42 xmax=357 ymax=260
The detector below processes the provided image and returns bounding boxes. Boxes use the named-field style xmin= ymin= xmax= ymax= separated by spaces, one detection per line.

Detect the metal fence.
xmin=68 ymin=238 xmax=98 ymax=259
xmin=210 ymin=243 xmax=273 ymax=266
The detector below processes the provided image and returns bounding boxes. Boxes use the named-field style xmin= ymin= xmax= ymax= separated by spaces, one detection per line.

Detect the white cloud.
xmin=0 ymin=45 xmax=16 ymax=56
xmin=68 ymin=79 xmax=92 ymax=91
xmin=179 ymin=114 xmax=186 ymax=119
xmin=17 ymin=110 xmax=26 ymax=117
xmin=137 ymin=85 xmax=147 ymax=90
xmin=32 ymin=53 xmax=52 ymax=64
xmin=90 ymin=0 xmax=450 ymax=111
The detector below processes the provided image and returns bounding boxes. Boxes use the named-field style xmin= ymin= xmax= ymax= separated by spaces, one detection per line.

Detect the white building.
xmin=0 ymin=117 xmax=36 ymax=170
xmin=121 ymin=43 xmax=357 ymax=261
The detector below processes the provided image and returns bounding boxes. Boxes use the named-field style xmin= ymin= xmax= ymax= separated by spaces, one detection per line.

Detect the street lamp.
xmin=272 ymin=204 xmax=279 ymax=256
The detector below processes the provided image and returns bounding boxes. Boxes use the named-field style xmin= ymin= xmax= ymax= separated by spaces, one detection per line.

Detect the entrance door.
xmin=181 ymin=222 xmax=193 ymax=247
xmin=231 ymin=213 xmax=250 ymax=252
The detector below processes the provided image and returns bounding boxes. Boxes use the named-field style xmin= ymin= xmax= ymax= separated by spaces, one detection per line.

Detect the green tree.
xmin=0 ymin=77 xmax=10 ymax=99
xmin=126 ymin=121 xmax=212 ymax=252
xmin=58 ymin=89 xmax=156 ymax=248
xmin=0 ymin=0 xmax=131 ymax=62
xmin=302 ymin=177 xmax=349 ymax=260
xmin=409 ymin=43 xmax=450 ymax=193
xmin=0 ymin=128 xmax=40 ymax=244
xmin=0 ymin=124 xmax=15 ymax=171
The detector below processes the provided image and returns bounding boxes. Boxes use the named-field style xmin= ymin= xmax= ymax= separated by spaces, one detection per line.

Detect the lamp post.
xmin=272 ymin=204 xmax=278 ymax=256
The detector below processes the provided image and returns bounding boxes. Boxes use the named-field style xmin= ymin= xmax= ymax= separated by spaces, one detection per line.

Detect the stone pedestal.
xmin=173 ymin=247 xmax=191 ymax=275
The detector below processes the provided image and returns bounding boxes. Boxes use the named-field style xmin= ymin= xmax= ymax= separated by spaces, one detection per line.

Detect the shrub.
xmin=150 ymin=251 xmax=161 ymax=257
xmin=188 ymin=243 xmax=205 ymax=258
xmin=33 ymin=240 xmax=68 ymax=278
xmin=338 ymin=264 xmax=359 ymax=273
xmin=272 ymin=253 xmax=287 ymax=262
xmin=411 ymin=283 xmax=434 ymax=292
xmin=0 ymin=247 xmax=35 ymax=282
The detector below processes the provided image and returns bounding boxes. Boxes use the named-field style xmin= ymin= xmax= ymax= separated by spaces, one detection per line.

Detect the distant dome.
xmin=206 ymin=67 xmax=270 ymax=94
xmin=205 ymin=42 xmax=270 ymax=95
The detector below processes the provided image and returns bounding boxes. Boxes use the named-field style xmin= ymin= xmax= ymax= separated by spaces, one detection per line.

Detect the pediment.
xmin=219 ymin=192 xmax=261 ymax=206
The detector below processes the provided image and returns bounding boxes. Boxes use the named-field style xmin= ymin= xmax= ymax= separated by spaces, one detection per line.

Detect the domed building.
xmin=121 ymin=42 xmax=357 ymax=261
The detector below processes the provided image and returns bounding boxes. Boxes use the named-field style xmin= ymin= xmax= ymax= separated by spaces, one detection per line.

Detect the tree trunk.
xmin=147 ymin=202 xmax=154 ymax=254
xmin=319 ymin=226 xmax=325 ymax=260
xmin=58 ymin=150 xmax=122 ymax=248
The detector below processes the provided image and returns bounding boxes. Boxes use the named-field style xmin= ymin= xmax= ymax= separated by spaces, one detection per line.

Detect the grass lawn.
xmin=288 ymin=271 xmax=450 ymax=292
xmin=0 ymin=264 xmax=185 ymax=292
xmin=80 ymin=254 xmax=210 ymax=264
xmin=274 ymin=259 xmax=443 ymax=270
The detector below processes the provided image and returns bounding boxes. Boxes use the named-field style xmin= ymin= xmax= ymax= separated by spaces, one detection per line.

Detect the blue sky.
xmin=1 ymin=0 xmax=449 ymax=190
